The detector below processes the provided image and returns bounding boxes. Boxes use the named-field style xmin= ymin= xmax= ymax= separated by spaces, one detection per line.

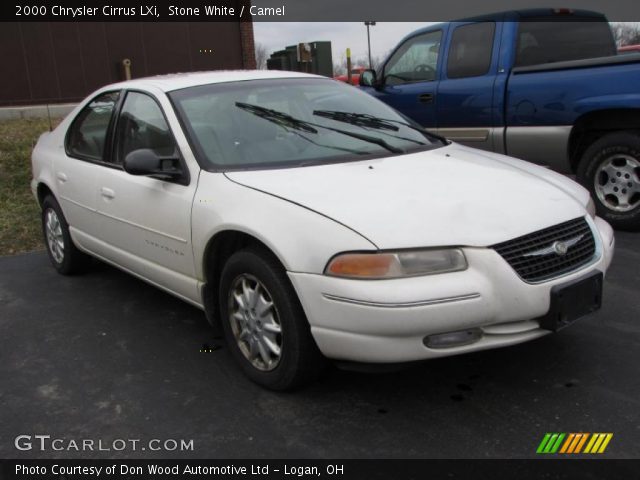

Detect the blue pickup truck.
xmin=360 ymin=9 xmax=640 ymax=230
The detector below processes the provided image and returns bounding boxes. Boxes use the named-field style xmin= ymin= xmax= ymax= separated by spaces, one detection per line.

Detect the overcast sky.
xmin=253 ymin=22 xmax=433 ymax=67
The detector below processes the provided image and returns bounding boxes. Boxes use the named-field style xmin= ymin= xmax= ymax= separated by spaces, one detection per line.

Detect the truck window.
xmin=384 ymin=30 xmax=442 ymax=85
xmin=515 ymin=19 xmax=616 ymax=67
xmin=447 ymin=22 xmax=496 ymax=78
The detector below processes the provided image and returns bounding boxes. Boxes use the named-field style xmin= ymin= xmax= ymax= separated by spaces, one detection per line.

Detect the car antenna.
xmin=46 ymin=104 xmax=53 ymax=132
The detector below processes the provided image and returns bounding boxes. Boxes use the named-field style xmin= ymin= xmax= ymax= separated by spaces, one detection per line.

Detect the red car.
xmin=334 ymin=66 xmax=367 ymax=85
xmin=618 ymin=44 xmax=640 ymax=54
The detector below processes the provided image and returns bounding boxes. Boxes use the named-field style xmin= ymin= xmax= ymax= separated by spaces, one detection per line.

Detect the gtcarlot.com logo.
xmin=15 ymin=435 xmax=194 ymax=452
xmin=536 ymin=433 xmax=613 ymax=454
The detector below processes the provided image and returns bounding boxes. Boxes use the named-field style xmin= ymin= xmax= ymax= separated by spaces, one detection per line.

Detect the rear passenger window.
xmin=515 ymin=20 xmax=616 ymax=67
xmin=66 ymin=91 xmax=119 ymax=161
xmin=114 ymin=92 xmax=176 ymax=164
xmin=447 ymin=22 xmax=495 ymax=78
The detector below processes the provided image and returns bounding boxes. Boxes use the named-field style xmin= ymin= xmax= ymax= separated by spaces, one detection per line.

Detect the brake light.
xmin=553 ymin=8 xmax=574 ymax=15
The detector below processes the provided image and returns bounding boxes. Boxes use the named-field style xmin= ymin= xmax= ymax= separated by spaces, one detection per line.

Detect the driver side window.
xmin=384 ymin=30 xmax=442 ymax=85
xmin=114 ymin=91 xmax=177 ymax=164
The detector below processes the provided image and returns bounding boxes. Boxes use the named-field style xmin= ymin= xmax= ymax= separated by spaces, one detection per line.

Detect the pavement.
xmin=1 ymin=233 xmax=639 ymax=460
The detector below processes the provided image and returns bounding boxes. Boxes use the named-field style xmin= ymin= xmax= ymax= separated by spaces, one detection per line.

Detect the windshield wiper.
xmin=235 ymin=102 xmax=404 ymax=154
xmin=315 ymin=110 xmax=426 ymax=146
xmin=235 ymin=102 xmax=318 ymax=134
xmin=313 ymin=109 xmax=447 ymax=144
xmin=314 ymin=110 xmax=400 ymax=131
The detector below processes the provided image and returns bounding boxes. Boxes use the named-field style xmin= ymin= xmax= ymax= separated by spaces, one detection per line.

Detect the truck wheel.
xmin=577 ymin=132 xmax=640 ymax=231
xmin=218 ymin=248 xmax=326 ymax=390
xmin=41 ymin=195 xmax=92 ymax=274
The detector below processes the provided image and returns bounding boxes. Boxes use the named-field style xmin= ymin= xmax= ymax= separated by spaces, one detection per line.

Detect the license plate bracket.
xmin=539 ymin=272 xmax=603 ymax=332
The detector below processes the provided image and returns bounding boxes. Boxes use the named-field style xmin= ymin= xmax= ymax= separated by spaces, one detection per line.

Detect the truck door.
xmin=436 ymin=21 xmax=503 ymax=152
xmin=369 ymin=29 xmax=443 ymax=129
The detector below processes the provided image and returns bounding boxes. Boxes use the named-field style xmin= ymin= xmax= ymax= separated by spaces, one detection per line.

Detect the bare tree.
xmin=610 ymin=22 xmax=640 ymax=46
xmin=333 ymin=52 xmax=347 ymax=76
xmin=255 ymin=43 xmax=269 ymax=70
xmin=333 ymin=53 xmax=386 ymax=76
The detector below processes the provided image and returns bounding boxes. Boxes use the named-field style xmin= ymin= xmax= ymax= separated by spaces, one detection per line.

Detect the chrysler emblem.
xmin=522 ymin=234 xmax=584 ymax=258
xmin=552 ymin=241 xmax=569 ymax=256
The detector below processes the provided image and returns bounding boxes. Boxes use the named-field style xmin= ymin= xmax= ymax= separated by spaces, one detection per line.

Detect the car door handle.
xmin=56 ymin=172 xmax=68 ymax=183
xmin=418 ymin=93 xmax=434 ymax=103
xmin=100 ymin=187 xmax=115 ymax=199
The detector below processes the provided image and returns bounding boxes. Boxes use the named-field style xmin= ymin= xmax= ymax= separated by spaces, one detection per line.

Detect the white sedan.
xmin=31 ymin=71 xmax=615 ymax=390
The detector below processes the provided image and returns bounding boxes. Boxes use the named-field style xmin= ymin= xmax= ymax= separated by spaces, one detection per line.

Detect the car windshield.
xmin=169 ymin=78 xmax=444 ymax=170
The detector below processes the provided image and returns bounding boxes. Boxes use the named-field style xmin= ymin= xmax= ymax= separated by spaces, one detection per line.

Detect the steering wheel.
xmin=414 ymin=64 xmax=435 ymax=76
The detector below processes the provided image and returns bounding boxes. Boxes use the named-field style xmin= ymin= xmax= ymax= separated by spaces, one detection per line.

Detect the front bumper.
xmin=288 ymin=216 xmax=614 ymax=363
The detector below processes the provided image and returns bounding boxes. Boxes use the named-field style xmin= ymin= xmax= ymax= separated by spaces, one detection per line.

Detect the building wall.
xmin=0 ymin=21 xmax=255 ymax=106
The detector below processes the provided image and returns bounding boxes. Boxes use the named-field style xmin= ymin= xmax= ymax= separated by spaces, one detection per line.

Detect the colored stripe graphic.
xmin=537 ymin=433 xmax=613 ymax=454
xmin=584 ymin=433 xmax=614 ymax=454
xmin=574 ymin=433 xmax=589 ymax=453
xmin=536 ymin=433 xmax=552 ymax=454
xmin=550 ymin=433 xmax=565 ymax=453
xmin=559 ymin=433 xmax=575 ymax=453
xmin=537 ymin=433 xmax=565 ymax=454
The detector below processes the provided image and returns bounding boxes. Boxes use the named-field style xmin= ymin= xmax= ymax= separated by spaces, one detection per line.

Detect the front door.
xmin=369 ymin=29 xmax=443 ymax=129
xmin=95 ymin=90 xmax=199 ymax=303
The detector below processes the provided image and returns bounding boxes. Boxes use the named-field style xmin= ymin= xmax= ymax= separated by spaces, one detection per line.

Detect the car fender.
xmin=191 ymin=171 xmax=377 ymax=280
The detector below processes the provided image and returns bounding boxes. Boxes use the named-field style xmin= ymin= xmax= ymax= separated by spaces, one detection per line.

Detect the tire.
xmin=577 ymin=131 xmax=640 ymax=231
xmin=41 ymin=195 xmax=92 ymax=275
xmin=218 ymin=248 xmax=326 ymax=390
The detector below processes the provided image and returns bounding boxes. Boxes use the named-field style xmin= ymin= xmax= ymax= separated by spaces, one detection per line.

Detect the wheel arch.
xmin=200 ymin=229 xmax=289 ymax=325
xmin=36 ymin=182 xmax=55 ymax=207
xmin=568 ymin=108 xmax=640 ymax=172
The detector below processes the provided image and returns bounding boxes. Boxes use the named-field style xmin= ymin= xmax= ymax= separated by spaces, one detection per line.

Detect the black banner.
xmin=2 ymin=0 xmax=640 ymax=22
xmin=2 ymin=459 xmax=640 ymax=480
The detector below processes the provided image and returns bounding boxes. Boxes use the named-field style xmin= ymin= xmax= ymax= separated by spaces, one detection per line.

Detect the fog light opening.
xmin=424 ymin=328 xmax=483 ymax=349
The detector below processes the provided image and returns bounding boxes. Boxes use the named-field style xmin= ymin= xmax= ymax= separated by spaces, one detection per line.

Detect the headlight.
xmin=586 ymin=197 xmax=596 ymax=218
xmin=325 ymin=249 xmax=467 ymax=279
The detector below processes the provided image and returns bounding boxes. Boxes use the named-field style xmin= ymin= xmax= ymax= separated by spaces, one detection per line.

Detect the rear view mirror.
xmin=359 ymin=69 xmax=378 ymax=88
xmin=123 ymin=149 xmax=183 ymax=181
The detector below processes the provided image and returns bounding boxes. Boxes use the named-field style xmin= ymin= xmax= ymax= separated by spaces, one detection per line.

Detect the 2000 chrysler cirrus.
xmin=31 ymin=71 xmax=615 ymax=390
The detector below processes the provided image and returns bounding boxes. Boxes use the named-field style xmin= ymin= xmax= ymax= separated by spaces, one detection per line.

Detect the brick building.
xmin=0 ymin=15 xmax=256 ymax=106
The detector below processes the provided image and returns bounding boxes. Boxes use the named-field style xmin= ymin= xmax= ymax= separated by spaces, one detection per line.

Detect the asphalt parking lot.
xmin=1 ymin=232 xmax=639 ymax=460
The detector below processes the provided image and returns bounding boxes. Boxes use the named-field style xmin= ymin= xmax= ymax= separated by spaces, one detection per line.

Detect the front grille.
xmin=492 ymin=217 xmax=596 ymax=283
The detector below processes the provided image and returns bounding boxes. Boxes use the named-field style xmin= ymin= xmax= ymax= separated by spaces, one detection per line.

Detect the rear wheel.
xmin=577 ymin=131 xmax=640 ymax=231
xmin=218 ymin=248 xmax=325 ymax=390
xmin=41 ymin=195 xmax=91 ymax=274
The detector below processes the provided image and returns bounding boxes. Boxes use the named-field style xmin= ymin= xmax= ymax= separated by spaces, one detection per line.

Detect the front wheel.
xmin=218 ymin=248 xmax=325 ymax=390
xmin=577 ymin=131 xmax=640 ymax=231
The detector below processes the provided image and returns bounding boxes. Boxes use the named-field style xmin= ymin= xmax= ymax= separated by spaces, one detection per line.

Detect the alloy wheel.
xmin=228 ymin=274 xmax=283 ymax=371
xmin=45 ymin=208 xmax=65 ymax=264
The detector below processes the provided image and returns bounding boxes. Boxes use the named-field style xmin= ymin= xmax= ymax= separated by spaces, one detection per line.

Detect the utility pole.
xmin=364 ymin=21 xmax=376 ymax=69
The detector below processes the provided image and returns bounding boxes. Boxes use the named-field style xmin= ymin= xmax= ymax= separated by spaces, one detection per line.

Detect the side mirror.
xmin=123 ymin=149 xmax=183 ymax=181
xmin=359 ymin=69 xmax=380 ymax=88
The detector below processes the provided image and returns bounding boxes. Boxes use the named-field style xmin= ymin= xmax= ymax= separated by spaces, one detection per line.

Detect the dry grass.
xmin=0 ymin=118 xmax=60 ymax=256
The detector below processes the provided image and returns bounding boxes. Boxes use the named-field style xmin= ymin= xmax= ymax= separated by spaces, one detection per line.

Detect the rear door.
xmin=56 ymin=91 xmax=120 ymax=245
xmin=435 ymin=21 xmax=503 ymax=151
xmin=370 ymin=29 xmax=444 ymax=128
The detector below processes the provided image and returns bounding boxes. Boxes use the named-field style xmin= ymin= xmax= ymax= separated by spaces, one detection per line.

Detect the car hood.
xmin=224 ymin=144 xmax=588 ymax=249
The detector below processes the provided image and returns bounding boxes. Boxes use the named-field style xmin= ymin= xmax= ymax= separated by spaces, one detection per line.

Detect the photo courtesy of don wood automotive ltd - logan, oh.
xmin=1 ymin=0 xmax=639 ymax=479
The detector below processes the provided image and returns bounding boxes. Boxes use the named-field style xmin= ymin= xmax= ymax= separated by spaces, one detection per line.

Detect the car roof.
xmin=405 ymin=9 xmax=607 ymax=41
xmin=109 ymin=70 xmax=323 ymax=93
